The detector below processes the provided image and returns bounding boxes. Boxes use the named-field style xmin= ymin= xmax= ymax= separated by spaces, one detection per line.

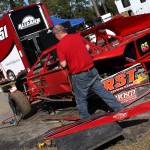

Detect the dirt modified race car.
xmin=8 ymin=13 xmax=150 ymax=117
xmin=8 ymin=13 xmax=150 ymax=149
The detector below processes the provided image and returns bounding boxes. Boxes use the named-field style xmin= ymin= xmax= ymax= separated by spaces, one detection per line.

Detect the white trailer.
xmin=0 ymin=3 xmax=54 ymax=82
xmin=115 ymin=0 xmax=150 ymax=15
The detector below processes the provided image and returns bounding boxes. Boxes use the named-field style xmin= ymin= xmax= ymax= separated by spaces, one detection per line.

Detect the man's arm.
xmin=60 ymin=60 xmax=67 ymax=68
xmin=86 ymin=44 xmax=91 ymax=51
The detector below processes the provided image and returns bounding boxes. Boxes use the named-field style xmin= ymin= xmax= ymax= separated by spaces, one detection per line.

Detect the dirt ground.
xmin=0 ymin=93 xmax=79 ymax=150
xmin=1 ymin=92 xmax=150 ymax=150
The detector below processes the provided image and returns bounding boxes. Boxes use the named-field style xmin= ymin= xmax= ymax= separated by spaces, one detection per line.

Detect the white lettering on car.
xmin=0 ymin=25 xmax=8 ymax=41
xmin=18 ymin=16 xmax=41 ymax=30
xmin=113 ymin=112 xmax=128 ymax=120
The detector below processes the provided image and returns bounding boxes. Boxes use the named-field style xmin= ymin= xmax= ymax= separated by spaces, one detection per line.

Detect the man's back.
xmin=57 ymin=33 xmax=94 ymax=74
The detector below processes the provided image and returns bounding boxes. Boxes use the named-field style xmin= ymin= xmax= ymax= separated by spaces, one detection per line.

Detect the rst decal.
xmin=101 ymin=64 xmax=149 ymax=93
xmin=103 ymin=68 xmax=136 ymax=91
xmin=0 ymin=25 xmax=8 ymax=40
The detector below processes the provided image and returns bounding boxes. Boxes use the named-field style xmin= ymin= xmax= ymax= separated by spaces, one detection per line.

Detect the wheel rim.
xmin=8 ymin=72 xmax=16 ymax=81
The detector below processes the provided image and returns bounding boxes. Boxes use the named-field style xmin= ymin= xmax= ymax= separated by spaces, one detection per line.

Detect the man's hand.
xmin=86 ymin=44 xmax=91 ymax=51
xmin=60 ymin=60 xmax=67 ymax=68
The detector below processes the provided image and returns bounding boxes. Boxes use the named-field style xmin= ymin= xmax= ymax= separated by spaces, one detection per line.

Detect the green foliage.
xmin=97 ymin=0 xmax=118 ymax=16
xmin=0 ymin=0 xmax=9 ymax=14
xmin=28 ymin=0 xmax=35 ymax=4
xmin=28 ymin=0 xmax=96 ymax=22
xmin=0 ymin=0 xmax=118 ymax=22
xmin=105 ymin=0 xmax=118 ymax=15
xmin=0 ymin=0 xmax=26 ymax=14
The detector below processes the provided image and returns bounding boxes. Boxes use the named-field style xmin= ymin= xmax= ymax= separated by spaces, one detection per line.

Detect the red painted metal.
xmin=0 ymin=16 xmax=13 ymax=62
xmin=0 ymin=3 xmax=53 ymax=69
xmin=41 ymin=2 xmax=53 ymax=27
xmin=0 ymin=2 xmax=56 ymax=81
xmin=81 ymin=14 xmax=150 ymax=37
xmin=25 ymin=45 xmax=73 ymax=102
xmin=24 ymin=13 xmax=150 ymax=104
xmin=88 ymin=27 xmax=150 ymax=64
xmin=44 ymin=100 xmax=150 ymax=140
xmin=3 ymin=14 xmax=30 ymax=70
xmin=80 ymin=14 xmax=150 ymax=69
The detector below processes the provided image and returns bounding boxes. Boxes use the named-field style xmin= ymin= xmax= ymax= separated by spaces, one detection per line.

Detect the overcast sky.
xmin=24 ymin=0 xmax=41 ymax=4
xmin=24 ymin=0 xmax=29 ymax=5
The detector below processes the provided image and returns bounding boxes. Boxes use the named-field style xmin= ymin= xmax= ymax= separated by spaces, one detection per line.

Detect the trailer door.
xmin=0 ymin=16 xmax=25 ymax=80
xmin=140 ymin=0 xmax=150 ymax=14
xmin=8 ymin=3 xmax=58 ymax=68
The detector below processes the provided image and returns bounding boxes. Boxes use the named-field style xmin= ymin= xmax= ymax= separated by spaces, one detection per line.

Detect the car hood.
xmin=81 ymin=13 xmax=150 ymax=37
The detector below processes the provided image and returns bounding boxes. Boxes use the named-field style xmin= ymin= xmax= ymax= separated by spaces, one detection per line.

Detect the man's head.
xmin=52 ymin=25 xmax=67 ymax=40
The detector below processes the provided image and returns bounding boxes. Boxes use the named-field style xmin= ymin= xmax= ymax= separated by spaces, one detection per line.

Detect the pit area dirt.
xmin=0 ymin=93 xmax=79 ymax=150
xmin=1 ymin=92 xmax=150 ymax=150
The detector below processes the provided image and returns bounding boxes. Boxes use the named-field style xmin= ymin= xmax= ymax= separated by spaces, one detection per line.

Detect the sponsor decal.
xmin=102 ymin=64 xmax=149 ymax=93
xmin=111 ymin=83 xmax=135 ymax=94
xmin=113 ymin=112 xmax=128 ymax=120
xmin=134 ymin=73 xmax=148 ymax=84
xmin=18 ymin=15 xmax=41 ymax=30
xmin=141 ymin=41 xmax=149 ymax=52
xmin=5 ymin=59 xmax=20 ymax=66
xmin=115 ymin=89 xmax=137 ymax=103
xmin=103 ymin=68 xmax=137 ymax=91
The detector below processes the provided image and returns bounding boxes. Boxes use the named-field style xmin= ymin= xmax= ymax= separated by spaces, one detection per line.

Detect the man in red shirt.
xmin=52 ymin=25 xmax=125 ymax=119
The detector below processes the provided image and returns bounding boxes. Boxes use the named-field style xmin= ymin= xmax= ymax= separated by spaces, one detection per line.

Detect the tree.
xmin=73 ymin=0 xmax=96 ymax=21
xmin=0 ymin=0 xmax=26 ymax=14
xmin=28 ymin=0 xmax=96 ymax=22
xmin=0 ymin=0 xmax=117 ymax=22
xmin=105 ymin=0 xmax=118 ymax=15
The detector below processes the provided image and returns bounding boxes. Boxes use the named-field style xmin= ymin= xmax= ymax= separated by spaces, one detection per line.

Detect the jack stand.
xmin=37 ymin=140 xmax=56 ymax=149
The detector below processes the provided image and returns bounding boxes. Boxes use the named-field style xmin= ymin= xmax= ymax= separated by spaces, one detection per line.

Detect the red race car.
xmin=8 ymin=13 xmax=150 ymax=119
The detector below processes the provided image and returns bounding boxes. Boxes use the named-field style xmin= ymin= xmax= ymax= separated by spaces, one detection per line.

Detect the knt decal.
xmin=115 ymin=89 xmax=137 ymax=103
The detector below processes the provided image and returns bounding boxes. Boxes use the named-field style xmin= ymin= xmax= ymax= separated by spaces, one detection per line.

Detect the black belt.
xmin=76 ymin=66 xmax=94 ymax=74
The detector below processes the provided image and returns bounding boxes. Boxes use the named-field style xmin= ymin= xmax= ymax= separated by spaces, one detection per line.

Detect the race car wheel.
xmin=6 ymin=70 xmax=16 ymax=81
xmin=8 ymin=90 xmax=31 ymax=119
xmin=15 ymin=70 xmax=27 ymax=91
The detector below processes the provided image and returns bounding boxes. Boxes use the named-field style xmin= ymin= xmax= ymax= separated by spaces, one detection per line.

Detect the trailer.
xmin=0 ymin=3 xmax=58 ymax=84
xmin=115 ymin=0 xmax=150 ymax=16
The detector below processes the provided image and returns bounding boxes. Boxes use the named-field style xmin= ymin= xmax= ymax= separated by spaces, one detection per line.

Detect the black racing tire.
xmin=9 ymin=90 xmax=31 ymax=119
xmin=15 ymin=71 xmax=27 ymax=91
